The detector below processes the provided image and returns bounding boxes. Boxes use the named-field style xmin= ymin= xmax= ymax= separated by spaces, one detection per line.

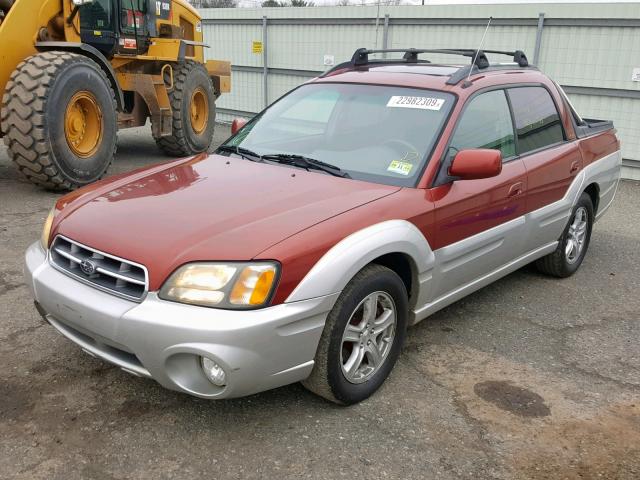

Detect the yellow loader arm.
xmin=0 ymin=0 xmax=80 ymax=102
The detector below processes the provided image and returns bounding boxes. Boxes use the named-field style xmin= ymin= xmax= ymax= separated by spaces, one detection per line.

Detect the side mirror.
xmin=231 ymin=118 xmax=248 ymax=135
xmin=449 ymin=149 xmax=502 ymax=180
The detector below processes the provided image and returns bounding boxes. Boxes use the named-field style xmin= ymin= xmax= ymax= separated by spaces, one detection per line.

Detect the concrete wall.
xmin=200 ymin=2 xmax=640 ymax=178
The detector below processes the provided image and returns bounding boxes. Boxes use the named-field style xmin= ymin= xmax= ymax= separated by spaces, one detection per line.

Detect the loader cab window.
xmin=79 ymin=0 xmax=117 ymax=57
xmin=121 ymin=0 xmax=148 ymax=36
xmin=79 ymin=0 xmax=114 ymax=31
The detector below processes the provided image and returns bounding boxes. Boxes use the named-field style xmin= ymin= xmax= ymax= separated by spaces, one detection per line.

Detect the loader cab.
xmin=79 ymin=0 xmax=157 ymax=57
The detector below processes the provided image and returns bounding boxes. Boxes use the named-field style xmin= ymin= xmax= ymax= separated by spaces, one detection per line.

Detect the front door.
xmin=79 ymin=0 xmax=118 ymax=57
xmin=429 ymin=89 xmax=527 ymax=300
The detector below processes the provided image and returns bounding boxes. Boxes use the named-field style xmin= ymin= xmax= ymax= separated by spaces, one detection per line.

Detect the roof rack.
xmin=322 ymin=47 xmax=530 ymax=86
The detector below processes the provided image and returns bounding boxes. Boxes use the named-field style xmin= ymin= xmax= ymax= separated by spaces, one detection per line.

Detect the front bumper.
xmin=25 ymin=242 xmax=338 ymax=399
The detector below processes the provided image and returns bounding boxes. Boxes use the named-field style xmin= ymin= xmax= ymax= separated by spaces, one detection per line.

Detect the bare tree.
xmin=262 ymin=0 xmax=315 ymax=5
xmin=336 ymin=0 xmax=351 ymax=5
xmin=198 ymin=0 xmax=238 ymax=7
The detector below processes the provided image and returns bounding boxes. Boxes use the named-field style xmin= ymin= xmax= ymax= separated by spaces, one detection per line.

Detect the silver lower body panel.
xmin=25 ymin=242 xmax=337 ymax=399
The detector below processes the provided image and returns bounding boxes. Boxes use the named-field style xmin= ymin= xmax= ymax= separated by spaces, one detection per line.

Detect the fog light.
xmin=201 ymin=357 xmax=227 ymax=387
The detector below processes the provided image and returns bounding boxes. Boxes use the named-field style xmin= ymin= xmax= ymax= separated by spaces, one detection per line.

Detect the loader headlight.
xmin=41 ymin=208 xmax=55 ymax=250
xmin=159 ymin=262 xmax=279 ymax=309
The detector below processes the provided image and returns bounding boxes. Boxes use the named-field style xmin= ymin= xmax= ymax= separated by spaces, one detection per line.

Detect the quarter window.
xmin=449 ymin=90 xmax=516 ymax=160
xmin=507 ymin=86 xmax=564 ymax=154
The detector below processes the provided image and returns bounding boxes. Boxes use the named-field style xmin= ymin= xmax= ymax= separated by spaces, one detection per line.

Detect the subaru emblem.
xmin=80 ymin=259 xmax=96 ymax=276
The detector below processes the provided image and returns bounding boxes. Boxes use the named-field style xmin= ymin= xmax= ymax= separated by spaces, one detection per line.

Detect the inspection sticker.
xmin=387 ymin=96 xmax=445 ymax=110
xmin=387 ymin=160 xmax=414 ymax=176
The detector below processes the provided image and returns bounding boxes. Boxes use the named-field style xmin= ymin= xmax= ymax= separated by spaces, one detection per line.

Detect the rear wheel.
xmin=154 ymin=61 xmax=216 ymax=157
xmin=302 ymin=264 xmax=408 ymax=405
xmin=535 ymin=192 xmax=594 ymax=277
xmin=1 ymin=51 xmax=117 ymax=190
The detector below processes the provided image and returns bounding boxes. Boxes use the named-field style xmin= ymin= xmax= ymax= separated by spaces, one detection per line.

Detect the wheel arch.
xmin=285 ymin=220 xmax=434 ymax=304
xmin=35 ymin=42 xmax=124 ymax=111
xmin=583 ymin=182 xmax=600 ymax=214
xmin=369 ymin=252 xmax=419 ymax=310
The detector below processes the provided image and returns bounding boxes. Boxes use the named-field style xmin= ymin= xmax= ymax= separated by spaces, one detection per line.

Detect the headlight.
xmin=159 ymin=262 xmax=279 ymax=309
xmin=41 ymin=208 xmax=55 ymax=249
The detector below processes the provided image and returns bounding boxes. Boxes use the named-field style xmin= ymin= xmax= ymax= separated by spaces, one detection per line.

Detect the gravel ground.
xmin=1 ymin=125 xmax=639 ymax=480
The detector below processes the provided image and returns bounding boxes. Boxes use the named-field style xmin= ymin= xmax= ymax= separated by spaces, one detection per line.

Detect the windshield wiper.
xmin=217 ymin=145 xmax=263 ymax=162
xmin=261 ymin=154 xmax=351 ymax=178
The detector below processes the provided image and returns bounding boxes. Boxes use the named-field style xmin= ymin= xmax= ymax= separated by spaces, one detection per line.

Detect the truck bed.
xmin=574 ymin=118 xmax=615 ymax=139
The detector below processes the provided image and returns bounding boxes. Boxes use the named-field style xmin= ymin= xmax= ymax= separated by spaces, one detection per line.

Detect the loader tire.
xmin=1 ymin=51 xmax=117 ymax=191
xmin=154 ymin=61 xmax=216 ymax=157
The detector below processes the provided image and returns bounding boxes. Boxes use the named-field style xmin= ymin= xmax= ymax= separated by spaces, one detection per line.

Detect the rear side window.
xmin=507 ymin=87 xmax=564 ymax=154
xmin=448 ymin=90 xmax=516 ymax=160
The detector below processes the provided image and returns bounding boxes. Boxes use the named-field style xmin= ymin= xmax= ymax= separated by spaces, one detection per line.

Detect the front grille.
xmin=49 ymin=235 xmax=148 ymax=301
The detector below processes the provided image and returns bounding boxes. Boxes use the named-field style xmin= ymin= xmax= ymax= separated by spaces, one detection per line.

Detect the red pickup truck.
xmin=25 ymin=48 xmax=621 ymax=404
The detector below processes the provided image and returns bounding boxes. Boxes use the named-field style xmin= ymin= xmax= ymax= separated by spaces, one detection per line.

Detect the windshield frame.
xmin=218 ymin=81 xmax=458 ymax=188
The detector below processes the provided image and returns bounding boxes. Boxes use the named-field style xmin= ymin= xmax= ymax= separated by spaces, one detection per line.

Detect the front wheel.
xmin=1 ymin=51 xmax=117 ymax=190
xmin=535 ymin=192 xmax=594 ymax=277
xmin=302 ymin=264 xmax=408 ymax=405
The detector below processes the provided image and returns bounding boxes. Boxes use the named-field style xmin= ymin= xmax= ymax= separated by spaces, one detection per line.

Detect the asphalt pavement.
xmin=1 ymin=125 xmax=639 ymax=480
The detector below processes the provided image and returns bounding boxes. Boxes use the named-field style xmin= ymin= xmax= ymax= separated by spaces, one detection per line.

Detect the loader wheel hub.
xmin=190 ymin=88 xmax=208 ymax=135
xmin=65 ymin=91 xmax=103 ymax=158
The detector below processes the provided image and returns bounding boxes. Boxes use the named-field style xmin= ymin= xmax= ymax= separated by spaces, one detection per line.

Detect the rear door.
xmin=505 ymin=86 xmax=583 ymax=249
xmin=429 ymin=88 xmax=527 ymax=300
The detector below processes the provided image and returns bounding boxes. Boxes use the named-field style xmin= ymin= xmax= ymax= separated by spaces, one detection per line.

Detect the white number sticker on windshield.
xmin=387 ymin=96 xmax=445 ymax=110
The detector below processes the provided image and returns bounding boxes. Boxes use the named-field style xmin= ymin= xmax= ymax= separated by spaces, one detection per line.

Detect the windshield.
xmin=220 ymin=83 xmax=455 ymax=187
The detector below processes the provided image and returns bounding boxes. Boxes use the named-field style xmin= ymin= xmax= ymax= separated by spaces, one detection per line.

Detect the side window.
xmin=507 ymin=86 xmax=564 ymax=154
xmin=449 ymin=90 xmax=515 ymax=160
xmin=121 ymin=1 xmax=147 ymax=36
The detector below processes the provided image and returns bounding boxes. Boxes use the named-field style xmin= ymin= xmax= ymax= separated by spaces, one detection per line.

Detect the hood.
xmin=55 ymin=155 xmax=400 ymax=290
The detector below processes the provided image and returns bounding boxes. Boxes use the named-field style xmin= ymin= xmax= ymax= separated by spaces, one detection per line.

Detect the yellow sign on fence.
xmin=252 ymin=41 xmax=263 ymax=54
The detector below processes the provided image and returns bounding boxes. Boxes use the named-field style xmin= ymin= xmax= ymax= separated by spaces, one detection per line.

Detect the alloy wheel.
xmin=565 ymin=206 xmax=588 ymax=264
xmin=340 ymin=291 xmax=397 ymax=384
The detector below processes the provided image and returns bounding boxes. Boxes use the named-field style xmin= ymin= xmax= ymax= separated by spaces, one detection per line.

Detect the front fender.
xmin=285 ymin=220 xmax=435 ymax=304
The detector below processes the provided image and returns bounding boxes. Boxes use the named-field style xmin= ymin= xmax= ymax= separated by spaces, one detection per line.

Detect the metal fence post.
xmin=382 ymin=14 xmax=390 ymax=54
xmin=262 ymin=15 xmax=268 ymax=109
xmin=533 ymin=12 xmax=545 ymax=66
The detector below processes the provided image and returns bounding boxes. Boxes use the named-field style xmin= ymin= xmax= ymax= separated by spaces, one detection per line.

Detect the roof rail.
xmin=322 ymin=47 xmax=530 ymax=85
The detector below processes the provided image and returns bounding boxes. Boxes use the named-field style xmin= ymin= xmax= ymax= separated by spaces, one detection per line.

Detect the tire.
xmin=535 ymin=192 xmax=594 ymax=278
xmin=154 ymin=61 xmax=216 ymax=157
xmin=1 ymin=51 xmax=117 ymax=190
xmin=302 ymin=264 xmax=409 ymax=405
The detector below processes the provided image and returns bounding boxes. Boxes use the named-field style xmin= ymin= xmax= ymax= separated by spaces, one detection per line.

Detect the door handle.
xmin=570 ymin=161 xmax=580 ymax=174
xmin=508 ymin=182 xmax=524 ymax=198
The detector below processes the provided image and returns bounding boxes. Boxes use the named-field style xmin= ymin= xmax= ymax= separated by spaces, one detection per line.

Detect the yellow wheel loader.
xmin=0 ymin=0 xmax=230 ymax=190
